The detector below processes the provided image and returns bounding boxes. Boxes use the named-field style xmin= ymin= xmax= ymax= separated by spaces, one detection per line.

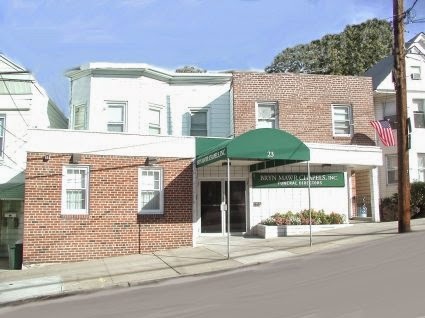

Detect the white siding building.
xmin=365 ymin=32 xmax=425 ymax=199
xmin=0 ymin=54 xmax=67 ymax=257
xmin=65 ymin=63 xmax=233 ymax=138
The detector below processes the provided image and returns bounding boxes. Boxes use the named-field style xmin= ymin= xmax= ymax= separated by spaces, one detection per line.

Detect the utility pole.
xmin=393 ymin=0 xmax=411 ymax=233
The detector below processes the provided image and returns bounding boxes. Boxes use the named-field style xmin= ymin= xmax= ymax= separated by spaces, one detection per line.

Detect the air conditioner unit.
xmin=411 ymin=73 xmax=421 ymax=80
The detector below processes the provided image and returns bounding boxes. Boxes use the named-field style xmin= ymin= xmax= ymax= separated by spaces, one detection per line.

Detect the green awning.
xmin=0 ymin=183 xmax=24 ymax=200
xmin=196 ymin=128 xmax=310 ymax=170
xmin=195 ymin=136 xmax=229 ymax=156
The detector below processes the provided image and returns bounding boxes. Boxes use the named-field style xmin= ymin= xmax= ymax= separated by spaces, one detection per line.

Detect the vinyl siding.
xmin=85 ymin=74 xmax=231 ymax=137
xmin=47 ymin=101 xmax=68 ymax=128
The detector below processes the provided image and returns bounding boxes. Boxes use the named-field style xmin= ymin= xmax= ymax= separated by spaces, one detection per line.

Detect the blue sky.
xmin=1 ymin=0 xmax=424 ymax=114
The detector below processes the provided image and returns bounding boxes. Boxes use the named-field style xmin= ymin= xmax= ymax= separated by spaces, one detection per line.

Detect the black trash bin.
xmin=14 ymin=240 xmax=23 ymax=270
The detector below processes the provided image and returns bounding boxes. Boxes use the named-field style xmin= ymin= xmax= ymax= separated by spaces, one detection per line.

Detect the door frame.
xmin=197 ymin=177 xmax=248 ymax=236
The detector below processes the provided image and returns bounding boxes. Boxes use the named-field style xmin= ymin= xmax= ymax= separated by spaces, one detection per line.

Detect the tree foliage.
xmin=175 ymin=65 xmax=206 ymax=73
xmin=265 ymin=18 xmax=393 ymax=76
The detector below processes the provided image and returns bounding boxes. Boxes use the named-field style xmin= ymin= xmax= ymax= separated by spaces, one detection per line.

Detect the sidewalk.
xmin=1 ymin=219 xmax=425 ymax=305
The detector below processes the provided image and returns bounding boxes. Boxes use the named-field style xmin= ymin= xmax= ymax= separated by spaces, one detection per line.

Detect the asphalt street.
xmin=1 ymin=228 xmax=424 ymax=318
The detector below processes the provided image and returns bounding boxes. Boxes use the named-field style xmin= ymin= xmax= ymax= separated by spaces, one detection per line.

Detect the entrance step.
xmin=349 ymin=217 xmax=373 ymax=223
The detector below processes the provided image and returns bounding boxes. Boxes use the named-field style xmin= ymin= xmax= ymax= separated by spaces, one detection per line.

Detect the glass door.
xmin=200 ymin=181 xmax=222 ymax=233
xmin=225 ymin=181 xmax=247 ymax=232
xmin=200 ymin=180 xmax=246 ymax=234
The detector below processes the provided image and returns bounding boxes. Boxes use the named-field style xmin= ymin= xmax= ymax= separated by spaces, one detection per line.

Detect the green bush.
xmin=380 ymin=193 xmax=399 ymax=221
xmin=260 ymin=209 xmax=346 ymax=225
xmin=411 ymin=182 xmax=425 ymax=215
xmin=328 ymin=212 xmax=346 ymax=224
xmin=380 ymin=182 xmax=425 ymax=221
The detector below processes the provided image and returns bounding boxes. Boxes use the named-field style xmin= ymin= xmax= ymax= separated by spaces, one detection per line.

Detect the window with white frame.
xmin=139 ymin=168 xmax=163 ymax=214
xmin=418 ymin=154 xmax=425 ymax=182
xmin=190 ymin=110 xmax=208 ymax=136
xmin=0 ymin=115 xmax=5 ymax=158
xmin=73 ymin=104 xmax=87 ymax=130
xmin=256 ymin=102 xmax=278 ymax=129
xmin=62 ymin=166 xmax=89 ymax=214
xmin=413 ymin=99 xmax=425 ymax=129
xmin=410 ymin=65 xmax=421 ymax=80
xmin=332 ymin=105 xmax=352 ymax=136
xmin=383 ymin=101 xmax=398 ymax=129
xmin=107 ymin=102 xmax=126 ymax=132
xmin=149 ymin=106 xmax=161 ymax=135
xmin=386 ymin=154 xmax=398 ymax=184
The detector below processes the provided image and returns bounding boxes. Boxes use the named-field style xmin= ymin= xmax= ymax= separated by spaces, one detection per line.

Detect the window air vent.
xmin=411 ymin=73 xmax=421 ymax=80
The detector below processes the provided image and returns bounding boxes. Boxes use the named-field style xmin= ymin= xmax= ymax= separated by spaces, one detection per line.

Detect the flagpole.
xmin=373 ymin=125 xmax=378 ymax=145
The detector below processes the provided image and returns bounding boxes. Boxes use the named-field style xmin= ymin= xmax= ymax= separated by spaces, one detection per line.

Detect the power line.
xmin=1 ymin=125 xmax=28 ymax=143
xmin=39 ymin=136 xmax=197 ymax=156
xmin=2 ymin=150 xmax=26 ymax=171
xmin=406 ymin=0 xmax=420 ymax=13
xmin=410 ymin=18 xmax=425 ymax=23
xmin=405 ymin=0 xmax=423 ymax=24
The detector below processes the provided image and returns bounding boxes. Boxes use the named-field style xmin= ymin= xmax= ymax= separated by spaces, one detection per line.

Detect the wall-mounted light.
xmin=43 ymin=154 xmax=50 ymax=162
xmin=70 ymin=153 xmax=81 ymax=164
xmin=145 ymin=157 xmax=158 ymax=166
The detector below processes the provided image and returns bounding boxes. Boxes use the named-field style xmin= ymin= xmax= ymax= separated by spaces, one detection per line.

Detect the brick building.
xmin=24 ymin=152 xmax=193 ymax=262
xmin=24 ymin=130 xmax=195 ymax=263
xmin=23 ymin=64 xmax=231 ymax=264
xmin=232 ymin=72 xmax=376 ymax=144
xmin=23 ymin=65 xmax=383 ymax=264
xmin=194 ymin=72 xmax=382 ymax=237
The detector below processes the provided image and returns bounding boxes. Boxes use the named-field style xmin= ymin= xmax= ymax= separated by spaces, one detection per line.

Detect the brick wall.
xmin=24 ymin=152 xmax=193 ymax=264
xmin=232 ymin=72 xmax=375 ymax=145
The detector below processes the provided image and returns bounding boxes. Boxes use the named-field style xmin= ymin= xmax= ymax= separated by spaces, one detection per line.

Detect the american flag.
xmin=370 ymin=120 xmax=396 ymax=146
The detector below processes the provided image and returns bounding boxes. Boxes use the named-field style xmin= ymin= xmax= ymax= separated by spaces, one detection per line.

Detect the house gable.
xmin=365 ymin=32 xmax=425 ymax=92
xmin=0 ymin=54 xmax=27 ymax=73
